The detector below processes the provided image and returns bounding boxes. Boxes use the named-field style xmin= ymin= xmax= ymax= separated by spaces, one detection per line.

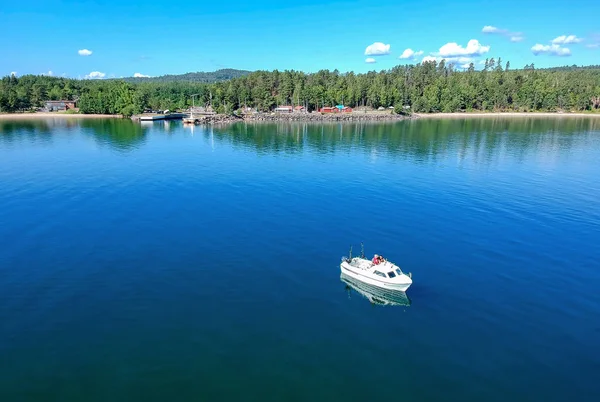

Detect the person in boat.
xmin=372 ymin=254 xmax=380 ymax=265
xmin=379 ymin=255 xmax=386 ymax=263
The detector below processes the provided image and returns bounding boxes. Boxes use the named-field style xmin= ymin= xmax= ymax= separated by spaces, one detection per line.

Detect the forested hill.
xmin=1 ymin=61 xmax=600 ymax=116
xmin=538 ymin=64 xmax=600 ymax=72
xmin=121 ymin=68 xmax=251 ymax=83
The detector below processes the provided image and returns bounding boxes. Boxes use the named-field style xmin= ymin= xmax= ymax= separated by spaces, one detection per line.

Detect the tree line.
xmin=121 ymin=68 xmax=250 ymax=84
xmin=1 ymin=59 xmax=599 ymax=116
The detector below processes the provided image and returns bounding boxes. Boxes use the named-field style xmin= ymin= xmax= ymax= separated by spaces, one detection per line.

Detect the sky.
xmin=1 ymin=0 xmax=599 ymax=78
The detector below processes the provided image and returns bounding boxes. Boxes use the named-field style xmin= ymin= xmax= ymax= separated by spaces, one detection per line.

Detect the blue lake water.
xmin=1 ymin=117 xmax=599 ymax=401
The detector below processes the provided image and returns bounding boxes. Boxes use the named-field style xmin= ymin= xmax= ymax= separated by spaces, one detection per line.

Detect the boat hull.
xmin=340 ymin=261 xmax=412 ymax=291
xmin=341 ymin=273 xmax=411 ymax=306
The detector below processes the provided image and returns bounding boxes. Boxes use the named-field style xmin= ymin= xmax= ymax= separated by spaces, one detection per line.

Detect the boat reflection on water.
xmin=341 ymin=273 xmax=412 ymax=307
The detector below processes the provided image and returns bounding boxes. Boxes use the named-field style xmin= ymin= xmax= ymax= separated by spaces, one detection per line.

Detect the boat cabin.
xmin=373 ymin=268 xmax=404 ymax=279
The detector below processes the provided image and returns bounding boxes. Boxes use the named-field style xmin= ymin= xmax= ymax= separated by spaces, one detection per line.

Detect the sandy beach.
xmin=0 ymin=112 xmax=121 ymax=120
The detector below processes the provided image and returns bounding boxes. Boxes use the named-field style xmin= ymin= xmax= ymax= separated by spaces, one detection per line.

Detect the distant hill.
xmin=122 ymin=68 xmax=251 ymax=83
xmin=535 ymin=64 xmax=600 ymax=72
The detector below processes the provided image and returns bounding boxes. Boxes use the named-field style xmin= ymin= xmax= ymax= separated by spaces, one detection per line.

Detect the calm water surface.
xmin=1 ymin=117 xmax=599 ymax=401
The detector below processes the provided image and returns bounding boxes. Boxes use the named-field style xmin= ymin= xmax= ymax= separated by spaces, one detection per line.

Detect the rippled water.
xmin=1 ymin=117 xmax=599 ymax=401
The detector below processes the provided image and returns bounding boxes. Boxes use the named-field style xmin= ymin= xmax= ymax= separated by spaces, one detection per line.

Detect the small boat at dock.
xmin=138 ymin=112 xmax=186 ymax=122
xmin=182 ymin=117 xmax=199 ymax=125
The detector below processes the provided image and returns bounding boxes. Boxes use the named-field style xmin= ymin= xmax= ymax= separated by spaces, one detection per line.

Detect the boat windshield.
xmin=388 ymin=271 xmax=396 ymax=278
xmin=374 ymin=270 xmax=387 ymax=278
xmin=395 ymin=268 xmax=403 ymax=276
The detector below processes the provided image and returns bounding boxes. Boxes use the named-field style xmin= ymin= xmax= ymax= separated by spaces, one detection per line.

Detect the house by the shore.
xmin=274 ymin=105 xmax=293 ymax=113
xmin=239 ymin=106 xmax=257 ymax=114
xmin=44 ymin=100 xmax=77 ymax=112
xmin=319 ymin=105 xmax=353 ymax=113
xmin=190 ymin=106 xmax=216 ymax=115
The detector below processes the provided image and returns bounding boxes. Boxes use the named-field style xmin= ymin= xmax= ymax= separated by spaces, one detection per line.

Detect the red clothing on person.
xmin=372 ymin=257 xmax=380 ymax=265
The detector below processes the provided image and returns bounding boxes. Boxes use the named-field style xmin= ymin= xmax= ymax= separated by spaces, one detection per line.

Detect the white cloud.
xmin=585 ymin=34 xmax=600 ymax=49
xmin=450 ymin=56 xmax=472 ymax=64
xmin=85 ymin=71 xmax=106 ymax=79
xmin=460 ymin=63 xmax=472 ymax=69
xmin=421 ymin=55 xmax=474 ymax=65
xmin=551 ymin=35 xmax=582 ymax=45
xmin=365 ymin=58 xmax=376 ymax=64
xmin=364 ymin=42 xmax=390 ymax=56
xmin=482 ymin=25 xmax=523 ymax=42
xmin=10 ymin=71 xmax=16 ymax=76
xmin=78 ymin=49 xmax=93 ymax=56
xmin=399 ymin=48 xmax=424 ymax=60
xmin=41 ymin=70 xmax=54 ymax=76
xmin=438 ymin=39 xmax=490 ymax=57
xmin=482 ymin=26 xmax=501 ymax=33
xmin=531 ymin=44 xmax=571 ymax=56
xmin=133 ymin=72 xmax=151 ymax=77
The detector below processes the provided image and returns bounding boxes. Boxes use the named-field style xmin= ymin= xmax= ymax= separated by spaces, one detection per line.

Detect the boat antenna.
xmin=360 ymin=242 xmax=364 ymax=259
xmin=349 ymin=245 xmax=352 ymax=260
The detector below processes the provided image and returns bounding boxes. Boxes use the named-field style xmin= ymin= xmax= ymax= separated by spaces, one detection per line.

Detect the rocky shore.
xmin=182 ymin=111 xmax=600 ymax=125
xmin=243 ymin=112 xmax=410 ymax=122
xmin=184 ymin=112 xmax=412 ymax=125
xmin=184 ymin=114 xmax=244 ymax=124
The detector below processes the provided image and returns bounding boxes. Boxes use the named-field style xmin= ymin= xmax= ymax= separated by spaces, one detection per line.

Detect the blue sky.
xmin=2 ymin=0 xmax=599 ymax=78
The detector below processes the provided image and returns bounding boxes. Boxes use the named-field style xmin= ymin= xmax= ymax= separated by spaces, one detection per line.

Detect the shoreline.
xmin=183 ymin=111 xmax=600 ymax=125
xmin=1 ymin=111 xmax=599 ymax=122
xmin=0 ymin=112 xmax=121 ymax=120
xmin=240 ymin=112 xmax=408 ymax=122
xmin=414 ymin=112 xmax=600 ymax=119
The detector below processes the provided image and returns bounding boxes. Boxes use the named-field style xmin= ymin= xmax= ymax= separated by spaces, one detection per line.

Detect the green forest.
xmin=1 ymin=60 xmax=599 ymax=116
xmin=121 ymin=68 xmax=250 ymax=84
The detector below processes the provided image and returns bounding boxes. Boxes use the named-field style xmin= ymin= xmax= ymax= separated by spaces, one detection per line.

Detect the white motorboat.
xmin=340 ymin=246 xmax=412 ymax=291
xmin=341 ymin=273 xmax=411 ymax=307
